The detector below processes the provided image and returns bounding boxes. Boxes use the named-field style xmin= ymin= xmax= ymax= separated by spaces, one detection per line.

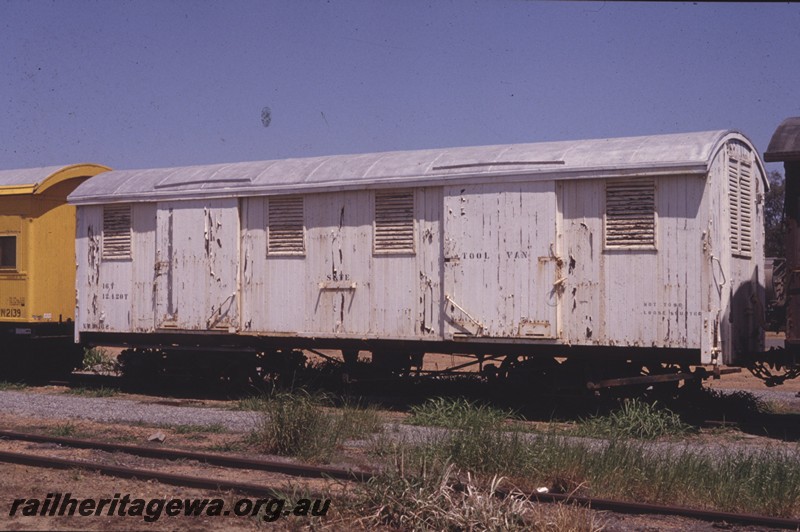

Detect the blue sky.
xmin=1 ymin=1 xmax=798 ymax=174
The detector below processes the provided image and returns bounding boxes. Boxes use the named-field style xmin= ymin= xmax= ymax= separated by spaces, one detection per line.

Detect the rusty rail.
xmin=523 ymin=491 xmax=800 ymax=530
xmin=3 ymin=430 xmax=799 ymax=528
xmin=0 ymin=449 xmax=327 ymax=499
xmin=0 ymin=430 xmax=374 ymax=481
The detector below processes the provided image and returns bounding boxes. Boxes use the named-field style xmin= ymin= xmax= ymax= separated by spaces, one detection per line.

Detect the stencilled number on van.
xmin=0 ymin=308 xmax=22 ymax=318
xmin=101 ymin=282 xmax=129 ymax=301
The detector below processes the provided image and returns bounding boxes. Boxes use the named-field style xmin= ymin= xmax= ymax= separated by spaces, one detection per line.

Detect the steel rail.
xmin=0 ymin=430 xmax=374 ymax=481
xmin=523 ymin=491 xmax=800 ymax=530
xmin=0 ymin=449 xmax=327 ymax=499
xmin=3 ymin=431 xmax=798 ymax=528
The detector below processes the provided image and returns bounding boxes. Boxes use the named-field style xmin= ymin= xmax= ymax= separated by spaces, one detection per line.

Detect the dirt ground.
xmin=0 ymin=430 xmax=778 ymax=532
xmin=704 ymin=332 xmax=800 ymax=393
xmin=2 ymin=338 xmax=797 ymax=531
xmin=0 ymin=412 xmax=354 ymax=531
xmin=706 ymin=366 xmax=800 ymax=393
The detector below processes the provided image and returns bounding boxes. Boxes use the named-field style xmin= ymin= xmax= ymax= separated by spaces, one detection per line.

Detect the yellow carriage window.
xmin=0 ymin=236 xmax=16 ymax=269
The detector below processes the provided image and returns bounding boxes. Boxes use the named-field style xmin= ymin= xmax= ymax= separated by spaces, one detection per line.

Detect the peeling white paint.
xmin=73 ymin=133 xmax=766 ymax=365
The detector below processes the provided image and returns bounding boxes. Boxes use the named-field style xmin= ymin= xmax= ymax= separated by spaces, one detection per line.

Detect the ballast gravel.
xmin=1 ymin=386 xmax=799 ymax=458
xmin=0 ymin=390 xmax=259 ymax=432
xmin=731 ymin=386 xmax=800 ymax=409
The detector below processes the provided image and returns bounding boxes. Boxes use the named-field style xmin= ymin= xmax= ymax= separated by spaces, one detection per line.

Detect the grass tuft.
xmin=234 ymin=396 xmax=270 ymax=411
xmin=338 ymin=397 xmax=383 ymax=440
xmin=249 ymin=389 xmax=381 ymax=462
xmin=50 ymin=422 xmax=78 ymax=438
xmin=65 ymin=386 xmax=119 ymax=398
xmin=351 ymin=461 xmax=603 ymax=531
xmin=408 ymin=396 xmax=515 ymax=430
xmin=0 ymin=381 xmax=27 ymax=391
xmin=576 ymin=399 xmax=694 ymax=440
xmin=81 ymin=347 xmax=119 ymax=373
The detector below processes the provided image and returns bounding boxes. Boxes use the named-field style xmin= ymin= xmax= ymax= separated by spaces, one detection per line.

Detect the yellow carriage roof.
xmin=0 ymin=163 xmax=110 ymax=196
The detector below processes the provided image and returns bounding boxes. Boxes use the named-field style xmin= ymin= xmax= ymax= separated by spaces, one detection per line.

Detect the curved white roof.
xmin=0 ymin=163 xmax=110 ymax=196
xmin=68 ymin=130 xmax=765 ymax=204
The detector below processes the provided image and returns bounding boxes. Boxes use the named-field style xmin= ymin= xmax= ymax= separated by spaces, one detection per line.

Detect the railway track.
xmin=0 ymin=429 xmax=373 ymax=482
xmin=524 ymin=491 xmax=800 ymax=530
xmin=1 ymin=430 xmax=798 ymax=529
xmin=0 ymin=449 xmax=329 ymax=500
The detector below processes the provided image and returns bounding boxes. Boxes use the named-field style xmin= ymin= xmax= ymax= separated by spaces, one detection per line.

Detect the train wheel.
xmin=502 ymin=356 xmax=566 ymax=395
xmin=118 ymin=349 xmax=164 ymax=380
xmin=371 ymin=350 xmax=413 ymax=375
xmin=342 ymin=349 xmax=359 ymax=367
xmin=258 ymin=349 xmax=307 ymax=387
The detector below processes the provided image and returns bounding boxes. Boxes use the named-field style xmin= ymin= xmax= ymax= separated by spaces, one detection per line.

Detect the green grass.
xmin=50 ymin=422 xmax=78 ymax=438
xmin=0 ymin=381 xmax=27 ymax=391
xmin=376 ymin=415 xmax=531 ymax=478
xmin=81 ymin=347 xmax=118 ymax=373
xmin=575 ymin=399 xmax=694 ymax=440
xmin=371 ymin=393 xmax=800 ymax=518
xmin=248 ymin=389 xmax=382 ymax=462
xmin=373 ymin=425 xmax=800 ymax=518
xmin=65 ymin=386 xmax=119 ymax=397
xmin=338 ymin=397 xmax=383 ymax=439
xmin=408 ymin=396 xmax=516 ymax=430
xmin=233 ymin=395 xmax=270 ymax=411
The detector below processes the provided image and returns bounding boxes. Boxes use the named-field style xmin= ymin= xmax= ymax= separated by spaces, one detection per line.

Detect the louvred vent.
xmin=268 ymin=196 xmax=305 ymax=254
xmin=605 ymin=179 xmax=656 ymax=248
xmin=375 ymin=190 xmax=414 ymax=253
xmin=729 ymin=158 xmax=753 ymax=257
xmin=374 ymin=190 xmax=415 ymax=254
xmin=102 ymin=205 xmax=132 ymax=259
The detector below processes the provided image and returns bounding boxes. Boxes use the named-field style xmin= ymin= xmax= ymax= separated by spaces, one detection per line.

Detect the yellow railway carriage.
xmin=0 ymin=163 xmax=109 ymax=372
